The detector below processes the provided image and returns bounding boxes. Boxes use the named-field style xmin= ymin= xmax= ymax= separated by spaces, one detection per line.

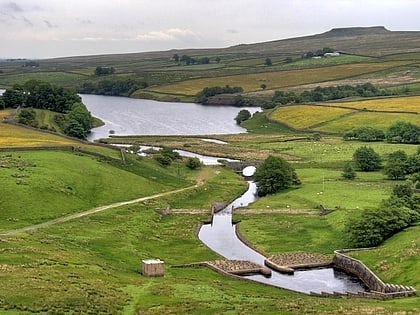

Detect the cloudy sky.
xmin=0 ymin=0 xmax=419 ymax=59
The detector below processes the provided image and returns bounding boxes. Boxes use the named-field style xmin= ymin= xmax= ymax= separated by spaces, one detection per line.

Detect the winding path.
xmin=0 ymin=184 xmax=199 ymax=236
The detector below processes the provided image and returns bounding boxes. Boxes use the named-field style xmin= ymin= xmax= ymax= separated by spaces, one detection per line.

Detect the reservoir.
xmin=80 ymin=94 xmax=259 ymax=140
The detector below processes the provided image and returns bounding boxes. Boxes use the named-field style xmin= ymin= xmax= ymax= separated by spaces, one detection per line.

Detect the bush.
xmin=342 ymin=162 xmax=356 ymax=180
xmin=185 ymin=157 xmax=201 ymax=170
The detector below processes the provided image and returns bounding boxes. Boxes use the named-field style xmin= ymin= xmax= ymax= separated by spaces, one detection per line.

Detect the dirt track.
xmin=0 ymin=184 xmax=200 ymax=236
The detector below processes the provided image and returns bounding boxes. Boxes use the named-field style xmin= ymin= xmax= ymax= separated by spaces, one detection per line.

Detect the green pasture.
xmin=269 ymin=105 xmax=354 ymax=130
xmin=248 ymin=167 xmax=393 ymax=212
xmin=0 ymin=71 xmax=87 ymax=88
xmin=146 ymin=61 xmax=412 ymax=96
xmin=315 ymin=111 xmax=420 ymax=133
xmin=33 ymin=109 xmax=62 ymax=131
xmin=349 ymin=226 xmax=420 ymax=287
xmin=1 ymin=187 xmax=419 ymax=314
xmin=0 ymin=150 xmax=192 ymax=230
xmin=277 ymin=54 xmax=375 ymax=70
xmin=326 ymin=96 xmax=420 ymax=112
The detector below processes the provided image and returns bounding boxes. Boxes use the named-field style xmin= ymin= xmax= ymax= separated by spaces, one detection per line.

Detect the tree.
xmin=172 ymin=54 xmax=179 ymax=63
xmin=17 ymin=108 xmax=37 ymax=126
xmin=254 ymin=155 xmax=301 ymax=197
xmin=2 ymin=85 xmax=25 ymax=108
xmin=384 ymin=150 xmax=409 ymax=180
xmin=342 ymin=162 xmax=356 ymax=180
xmin=94 ymin=66 xmax=115 ymax=76
xmin=235 ymin=109 xmax=251 ymax=124
xmin=64 ymin=119 xmax=87 ymax=139
xmin=260 ymin=84 xmax=267 ymax=90
xmin=264 ymin=58 xmax=272 ymax=66
xmin=353 ymin=146 xmax=382 ymax=171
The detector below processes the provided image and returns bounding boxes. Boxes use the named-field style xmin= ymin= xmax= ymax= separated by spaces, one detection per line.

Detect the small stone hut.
xmin=142 ymin=259 xmax=165 ymax=277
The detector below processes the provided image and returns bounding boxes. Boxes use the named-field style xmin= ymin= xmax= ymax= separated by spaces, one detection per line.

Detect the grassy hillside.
xmin=2 ymin=26 xmax=420 ymax=102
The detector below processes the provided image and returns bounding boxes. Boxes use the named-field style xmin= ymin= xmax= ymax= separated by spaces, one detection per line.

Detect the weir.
xmin=198 ymin=180 xmax=368 ymax=295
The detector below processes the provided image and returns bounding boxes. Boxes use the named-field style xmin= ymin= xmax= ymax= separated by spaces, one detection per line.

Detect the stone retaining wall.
xmin=333 ymin=249 xmax=417 ymax=298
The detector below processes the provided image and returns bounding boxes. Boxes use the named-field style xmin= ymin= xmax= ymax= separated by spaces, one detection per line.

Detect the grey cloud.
xmin=4 ymin=1 xmax=23 ymax=12
xmin=44 ymin=20 xmax=56 ymax=28
xmin=22 ymin=16 xmax=33 ymax=27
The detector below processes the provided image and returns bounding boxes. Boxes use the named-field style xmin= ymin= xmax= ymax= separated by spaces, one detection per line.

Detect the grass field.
xmin=314 ymin=111 xmax=420 ymax=133
xmin=269 ymin=105 xmax=354 ymax=130
xmin=0 ymin=71 xmax=87 ymax=88
xmin=269 ymin=96 xmax=420 ymax=133
xmin=146 ymin=61 xmax=412 ymax=96
xmin=0 ymin=151 xmax=193 ymax=230
xmin=326 ymin=96 xmax=420 ymax=112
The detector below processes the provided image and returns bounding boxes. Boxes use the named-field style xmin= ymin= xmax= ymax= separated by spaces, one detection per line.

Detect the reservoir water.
xmin=80 ymin=94 xmax=260 ymax=141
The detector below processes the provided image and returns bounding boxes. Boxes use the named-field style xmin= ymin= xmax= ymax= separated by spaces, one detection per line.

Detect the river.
xmin=199 ymin=181 xmax=367 ymax=294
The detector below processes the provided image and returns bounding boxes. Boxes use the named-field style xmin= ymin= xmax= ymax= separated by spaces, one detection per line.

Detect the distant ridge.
xmin=44 ymin=26 xmax=420 ymax=63
xmin=223 ymin=26 xmax=420 ymax=57
xmin=321 ymin=26 xmax=390 ymax=36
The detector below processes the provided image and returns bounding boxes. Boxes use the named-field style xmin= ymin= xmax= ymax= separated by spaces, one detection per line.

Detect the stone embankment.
xmin=328 ymin=249 xmax=417 ymax=299
xmin=206 ymin=259 xmax=271 ymax=277
xmin=265 ymin=253 xmax=332 ymax=274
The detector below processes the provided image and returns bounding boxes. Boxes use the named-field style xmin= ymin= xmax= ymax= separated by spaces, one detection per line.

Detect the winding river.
xmin=199 ymin=181 xmax=366 ymax=294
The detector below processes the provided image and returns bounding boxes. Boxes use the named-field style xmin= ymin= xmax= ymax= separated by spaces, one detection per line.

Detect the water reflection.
xmin=198 ymin=181 xmax=367 ymax=294
xmin=81 ymin=94 xmax=260 ymax=141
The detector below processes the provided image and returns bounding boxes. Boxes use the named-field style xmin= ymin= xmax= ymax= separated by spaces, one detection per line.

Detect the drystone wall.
xmin=333 ymin=249 xmax=417 ymax=298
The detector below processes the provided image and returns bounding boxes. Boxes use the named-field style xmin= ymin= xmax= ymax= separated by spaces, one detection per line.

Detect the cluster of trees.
xmin=302 ymin=47 xmax=335 ymax=58
xmin=94 ymin=66 xmax=115 ymax=76
xmin=2 ymin=80 xmax=81 ymax=113
xmin=196 ymin=85 xmax=243 ymax=103
xmin=78 ymin=79 xmax=148 ymax=97
xmin=153 ymin=147 xmax=201 ymax=170
xmin=254 ymin=155 xmax=301 ymax=197
xmin=345 ymin=182 xmax=419 ymax=247
xmin=2 ymin=80 xmax=93 ymax=139
xmin=344 ymin=121 xmax=419 ymax=144
xmin=344 ymin=145 xmax=420 ymax=247
xmin=347 ymin=146 xmax=420 ymax=182
xmin=269 ymin=83 xmax=391 ymax=108
xmin=173 ymin=54 xmax=219 ymax=66
xmin=384 ymin=148 xmax=420 ymax=180
xmin=343 ymin=126 xmax=385 ymax=142
xmin=386 ymin=121 xmax=420 ymax=144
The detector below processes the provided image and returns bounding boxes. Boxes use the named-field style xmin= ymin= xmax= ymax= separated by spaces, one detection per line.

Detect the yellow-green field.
xmin=270 ymin=96 xmax=420 ymax=133
xmin=327 ymin=96 xmax=420 ymax=113
xmin=0 ymin=109 xmax=78 ymax=147
xmin=146 ymin=61 xmax=412 ymax=96
xmin=314 ymin=111 xmax=420 ymax=133
xmin=269 ymin=105 xmax=353 ymax=129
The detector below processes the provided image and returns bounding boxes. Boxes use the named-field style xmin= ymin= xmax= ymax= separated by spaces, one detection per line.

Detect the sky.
xmin=0 ymin=0 xmax=419 ymax=59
